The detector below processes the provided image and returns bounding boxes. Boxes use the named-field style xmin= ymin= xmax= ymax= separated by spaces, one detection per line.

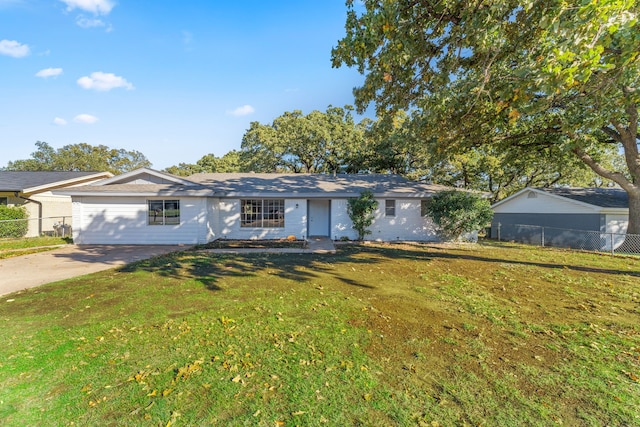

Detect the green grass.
xmin=0 ymin=236 xmax=71 ymax=260
xmin=0 ymin=236 xmax=71 ymax=250
xmin=0 ymin=242 xmax=638 ymax=426
xmin=0 ymin=236 xmax=71 ymax=259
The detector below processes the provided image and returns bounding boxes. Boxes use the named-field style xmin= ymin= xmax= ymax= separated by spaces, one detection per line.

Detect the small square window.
xmin=385 ymin=200 xmax=396 ymax=217
xmin=0 ymin=197 xmax=7 ymax=206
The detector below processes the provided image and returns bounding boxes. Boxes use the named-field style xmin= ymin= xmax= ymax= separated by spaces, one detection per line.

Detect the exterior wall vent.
xmin=527 ymin=191 xmax=537 ymax=199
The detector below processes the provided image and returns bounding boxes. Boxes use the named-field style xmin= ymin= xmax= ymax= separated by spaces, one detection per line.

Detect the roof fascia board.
xmin=93 ymin=168 xmax=195 ymax=186
xmin=600 ymin=208 xmax=629 ymax=215
xmin=217 ymin=191 xmax=439 ymax=198
xmin=58 ymin=190 xmax=215 ymax=197
xmin=22 ymin=172 xmax=114 ymax=194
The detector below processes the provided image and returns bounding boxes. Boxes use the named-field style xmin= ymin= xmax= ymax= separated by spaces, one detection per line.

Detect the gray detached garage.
xmin=491 ymin=187 xmax=629 ymax=250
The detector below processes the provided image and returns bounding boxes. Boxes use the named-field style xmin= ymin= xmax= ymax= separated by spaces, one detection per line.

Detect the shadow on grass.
xmin=55 ymin=243 xmax=638 ymax=294
xmin=116 ymin=245 xmax=387 ymax=291
xmin=403 ymin=242 xmax=640 ymax=277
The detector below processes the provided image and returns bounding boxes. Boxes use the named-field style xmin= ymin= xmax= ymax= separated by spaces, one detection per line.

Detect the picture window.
xmin=241 ymin=199 xmax=285 ymax=228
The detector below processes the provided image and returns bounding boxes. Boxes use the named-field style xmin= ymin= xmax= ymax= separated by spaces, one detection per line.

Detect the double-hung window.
xmin=148 ymin=200 xmax=180 ymax=225
xmin=241 ymin=199 xmax=284 ymax=228
xmin=385 ymin=200 xmax=396 ymax=217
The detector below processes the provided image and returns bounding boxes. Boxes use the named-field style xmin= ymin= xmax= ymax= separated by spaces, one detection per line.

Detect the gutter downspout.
xmin=15 ymin=192 xmax=43 ymax=236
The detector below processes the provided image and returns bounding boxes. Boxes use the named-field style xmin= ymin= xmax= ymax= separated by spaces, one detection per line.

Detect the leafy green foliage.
xmin=164 ymin=150 xmax=244 ymax=176
xmin=240 ymin=106 xmax=369 ymax=173
xmin=347 ymin=190 xmax=378 ymax=240
xmin=332 ymin=0 xmax=640 ymax=232
xmin=426 ymin=191 xmax=493 ymax=241
xmin=5 ymin=141 xmax=151 ymax=175
xmin=0 ymin=206 xmax=28 ymax=238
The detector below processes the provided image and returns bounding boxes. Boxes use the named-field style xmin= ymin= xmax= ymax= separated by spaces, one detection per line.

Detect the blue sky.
xmin=0 ymin=0 xmax=367 ymax=170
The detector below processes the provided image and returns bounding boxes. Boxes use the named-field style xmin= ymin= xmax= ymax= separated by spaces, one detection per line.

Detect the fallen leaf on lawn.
xmin=292 ymin=411 xmax=306 ymax=416
xmin=232 ymin=375 xmax=242 ymax=383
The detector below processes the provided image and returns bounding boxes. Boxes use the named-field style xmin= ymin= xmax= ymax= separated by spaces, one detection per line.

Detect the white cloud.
xmin=53 ymin=117 xmax=68 ymax=125
xmin=73 ymin=114 xmax=98 ymax=124
xmin=76 ymin=15 xmax=106 ymax=28
xmin=228 ymin=105 xmax=255 ymax=117
xmin=60 ymin=0 xmax=114 ymax=15
xmin=36 ymin=67 xmax=63 ymax=78
xmin=77 ymin=72 xmax=134 ymax=91
xmin=0 ymin=39 xmax=30 ymax=58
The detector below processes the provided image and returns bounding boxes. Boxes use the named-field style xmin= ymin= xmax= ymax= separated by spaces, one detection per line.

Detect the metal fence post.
xmin=611 ymin=233 xmax=615 ymax=256
xmin=541 ymin=226 xmax=545 ymax=247
xmin=497 ymin=222 xmax=501 ymax=241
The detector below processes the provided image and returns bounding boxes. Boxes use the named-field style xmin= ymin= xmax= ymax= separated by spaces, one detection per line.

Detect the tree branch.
xmin=572 ymin=146 xmax=632 ymax=191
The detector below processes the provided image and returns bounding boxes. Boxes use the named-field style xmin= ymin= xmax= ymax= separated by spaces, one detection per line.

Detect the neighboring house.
xmin=0 ymin=171 xmax=114 ymax=237
xmin=491 ymin=187 xmax=629 ymax=250
xmin=55 ymin=168 xmax=451 ymax=245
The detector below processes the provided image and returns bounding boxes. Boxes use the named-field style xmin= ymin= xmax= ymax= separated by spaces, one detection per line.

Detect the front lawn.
xmin=0 ymin=236 xmax=71 ymax=260
xmin=0 ymin=242 xmax=638 ymax=426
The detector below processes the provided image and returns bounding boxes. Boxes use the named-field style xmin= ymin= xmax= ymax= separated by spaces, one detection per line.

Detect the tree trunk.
xmin=624 ymin=188 xmax=640 ymax=235
xmin=614 ymin=188 xmax=640 ymax=253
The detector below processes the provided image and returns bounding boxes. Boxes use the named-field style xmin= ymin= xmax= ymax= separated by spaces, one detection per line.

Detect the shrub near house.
xmin=426 ymin=190 xmax=493 ymax=241
xmin=0 ymin=206 xmax=28 ymax=238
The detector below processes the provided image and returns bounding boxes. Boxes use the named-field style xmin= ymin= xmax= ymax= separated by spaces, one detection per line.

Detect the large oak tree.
xmin=240 ymin=106 xmax=368 ymax=173
xmin=332 ymin=1 xmax=640 ymax=233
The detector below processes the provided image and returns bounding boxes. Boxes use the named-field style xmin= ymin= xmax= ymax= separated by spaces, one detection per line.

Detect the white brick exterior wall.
xmin=71 ymin=196 xmax=440 ymax=244
xmin=218 ymin=199 xmax=307 ymax=240
xmin=331 ymin=198 xmax=439 ymax=242
xmin=72 ymin=196 xmax=208 ymax=244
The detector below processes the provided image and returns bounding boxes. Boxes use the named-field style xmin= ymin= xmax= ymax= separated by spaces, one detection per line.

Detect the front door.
xmin=308 ymin=200 xmax=330 ymax=237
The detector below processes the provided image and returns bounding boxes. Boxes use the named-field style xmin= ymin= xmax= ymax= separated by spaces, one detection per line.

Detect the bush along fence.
xmin=0 ymin=216 xmax=72 ymax=238
xmin=493 ymin=223 xmax=640 ymax=255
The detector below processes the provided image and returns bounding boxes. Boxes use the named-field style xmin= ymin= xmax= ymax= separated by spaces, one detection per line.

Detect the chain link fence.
xmin=0 ymin=216 xmax=72 ymax=238
xmin=493 ymin=223 xmax=640 ymax=255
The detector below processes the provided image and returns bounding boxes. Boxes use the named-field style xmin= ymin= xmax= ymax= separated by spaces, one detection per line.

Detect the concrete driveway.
xmin=0 ymin=245 xmax=189 ymax=297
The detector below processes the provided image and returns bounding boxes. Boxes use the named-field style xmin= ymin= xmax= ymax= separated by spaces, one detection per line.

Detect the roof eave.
xmin=20 ymin=172 xmax=114 ymax=194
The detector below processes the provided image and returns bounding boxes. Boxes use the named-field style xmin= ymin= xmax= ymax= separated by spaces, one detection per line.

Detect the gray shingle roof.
xmin=56 ymin=172 xmax=450 ymax=198
xmin=0 ymin=171 xmax=110 ymax=192
xmin=537 ymin=187 xmax=628 ymax=208
xmin=186 ymin=173 xmax=449 ymax=197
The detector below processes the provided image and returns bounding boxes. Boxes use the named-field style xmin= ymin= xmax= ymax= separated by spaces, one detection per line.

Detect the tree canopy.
xmin=332 ymin=1 xmax=640 ymax=232
xmin=240 ymin=106 xmax=369 ymax=173
xmin=5 ymin=141 xmax=151 ymax=175
xmin=164 ymin=150 xmax=243 ymax=176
